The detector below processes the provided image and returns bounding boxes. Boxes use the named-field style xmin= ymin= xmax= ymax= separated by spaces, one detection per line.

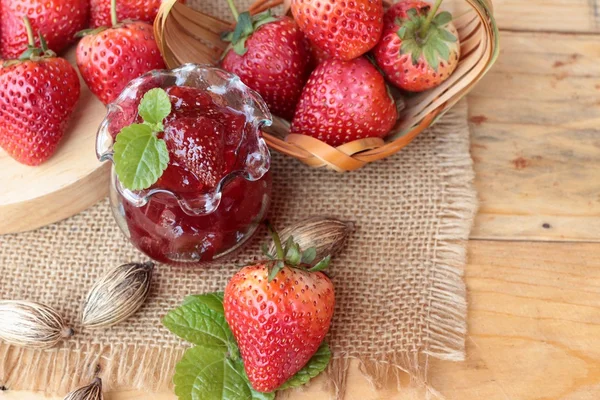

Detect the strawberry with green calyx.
xmin=373 ymin=0 xmax=460 ymax=92
xmin=223 ymin=222 xmax=335 ymax=393
xmin=76 ymin=0 xmax=166 ymax=105
xmin=220 ymin=0 xmax=312 ymax=120
xmin=0 ymin=17 xmax=80 ymax=166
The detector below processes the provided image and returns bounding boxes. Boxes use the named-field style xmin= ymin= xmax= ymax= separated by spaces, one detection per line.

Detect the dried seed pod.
xmin=64 ymin=378 xmax=103 ymax=400
xmin=81 ymin=262 xmax=154 ymax=328
xmin=0 ymin=300 xmax=73 ymax=349
xmin=268 ymin=216 xmax=353 ymax=263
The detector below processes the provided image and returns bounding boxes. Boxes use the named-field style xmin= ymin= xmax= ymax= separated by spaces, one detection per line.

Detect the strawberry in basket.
xmin=76 ymin=0 xmax=166 ymax=105
xmin=291 ymin=57 xmax=398 ymax=147
xmin=220 ymin=1 xmax=312 ymax=121
xmin=0 ymin=18 xmax=80 ymax=165
xmin=291 ymin=0 xmax=384 ymax=61
xmin=90 ymin=0 xmax=185 ymax=28
xmin=373 ymin=0 xmax=461 ymax=92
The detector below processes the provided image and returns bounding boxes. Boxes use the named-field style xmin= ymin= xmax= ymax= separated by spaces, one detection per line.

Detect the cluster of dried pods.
xmin=0 ymin=216 xmax=352 ymax=396
xmin=0 ymin=262 xmax=154 ymax=350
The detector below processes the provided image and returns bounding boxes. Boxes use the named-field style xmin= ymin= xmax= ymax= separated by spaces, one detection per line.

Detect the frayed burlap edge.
xmin=0 ymin=101 xmax=475 ymax=398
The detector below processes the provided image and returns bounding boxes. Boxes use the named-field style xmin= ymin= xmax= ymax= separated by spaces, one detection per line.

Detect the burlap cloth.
xmin=0 ymin=92 xmax=475 ymax=396
xmin=1 ymin=0 xmax=476 ymax=392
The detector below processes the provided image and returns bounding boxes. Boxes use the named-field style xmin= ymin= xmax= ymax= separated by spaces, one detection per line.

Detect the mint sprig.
xmin=113 ymin=88 xmax=171 ymax=191
xmin=163 ymin=293 xmax=331 ymax=400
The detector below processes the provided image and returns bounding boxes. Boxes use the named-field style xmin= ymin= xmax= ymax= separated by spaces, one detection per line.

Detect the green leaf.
xmin=439 ymin=28 xmax=457 ymax=43
xmin=113 ymin=123 xmax=169 ymax=191
xmin=174 ymin=346 xmax=275 ymax=400
xmin=433 ymin=38 xmax=450 ymax=61
xmin=138 ymin=88 xmax=171 ymax=129
xmin=424 ymin=44 xmax=439 ymax=71
xmin=309 ymin=256 xmax=331 ymax=272
xmin=434 ymin=11 xmax=453 ymax=26
xmin=182 ymin=292 xmax=225 ymax=310
xmin=301 ymin=247 xmax=317 ymax=265
xmin=407 ymin=8 xmax=418 ymax=18
xmin=233 ymin=37 xmax=249 ymax=56
xmin=232 ymin=12 xmax=253 ymax=43
xmin=278 ymin=343 xmax=331 ymax=390
xmin=268 ymin=260 xmax=285 ymax=282
xmin=162 ymin=297 xmax=234 ymax=349
xmin=397 ymin=25 xmax=407 ymax=39
xmin=253 ymin=10 xmax=277 ymax=30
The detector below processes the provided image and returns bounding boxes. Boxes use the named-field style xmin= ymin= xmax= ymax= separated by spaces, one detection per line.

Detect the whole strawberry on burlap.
xmin=0 ymin=18 xmax=80 ymax=166
xmin=373 ymin=0 xmax=461 ymax=92
xmin=89 ymin=0 xmax=185 ymax=28
xmin=224 ymin=225 xmax=335 ymax=392
xmin=0 ymin=0 xmax=88 ymax=59
xmin=76 ymin=0 xmax=166 ymax=105
xmin=220 ymin=0 xmax=312 ymax=120
xmin=291 ymin=57 xmax=398 ymax=147
xmin=291 ymin=0 xmax=384 ymax=61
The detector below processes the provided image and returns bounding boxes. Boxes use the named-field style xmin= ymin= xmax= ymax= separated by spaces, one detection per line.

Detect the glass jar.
xmin=96 ymin=64 xmax=273 ymax=265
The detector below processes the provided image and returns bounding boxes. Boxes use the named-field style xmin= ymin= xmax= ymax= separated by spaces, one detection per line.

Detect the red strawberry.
xmin=162 ymin=116 xmax=225 ymax=189
xmin=373 ymin=0 xmax=461 ymax=92
xmin=0 ymin=0 xmax=88 ymax=59
xmin=223 ymin=228 xmax=335 ymax=392
xmin=90 ymin=0 xmax=185 ymax=28
xmin=220 ymin=10 xmax=311 ymax=121
xmin=291 ymin=57 xmax=398 ymax=147
xmin=76 ymin=2 xmax=166 ymax=105
xmin=0 ymin=19 xmax=80 ymax=165
xmin=291 ymin=0 xmax=383 ymax=61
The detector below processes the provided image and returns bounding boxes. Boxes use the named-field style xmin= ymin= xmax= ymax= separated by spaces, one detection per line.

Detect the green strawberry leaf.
xmin=163 ymin=296 xmax=234 ymax=349
xmin=424 ymin=44 xmax=439 ymax=72
xmin=138 ymin=88 xmax=172 ymax=130
xmin=278 ymin=343 xmax=331 ymax=390
xmin=309 ymin=255 xmax=331 ymax=272
xmin=433 ymin=38 xmax=450 ymax=62
xmin=113 ymin=123 xmax=169 ymax=191
xmin=439 ymin=28 xmax=458 ymax=43
xmin=434 ymin=11 xmax=453 ymax=26
xmin=175 ymin=346 xmax=275 ymax=400
xmin=301 ymin=247 xmax=317 ymax=265
xmin=183 ymin=292 xmax=225 ymax=309
xmin=232 ymin=12 xmax=253 ymax=44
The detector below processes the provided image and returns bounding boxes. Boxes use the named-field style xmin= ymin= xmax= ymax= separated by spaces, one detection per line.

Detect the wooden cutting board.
xmin=0 ymin=48 xmax=110 ymax=235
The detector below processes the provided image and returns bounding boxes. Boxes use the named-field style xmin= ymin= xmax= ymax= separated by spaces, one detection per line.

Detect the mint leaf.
xmin=174 ymin=346 xmax=275 ymax=400
xmin=183 ymin=292 xmax=224 ymax=309
xmin=138 ymin=88 xmax=171 ymax=129
xmin=113 ymin=123 xmax=169 ymax=191
xmin=163 ymin=297 xmax=234 ymax=349
xmin=278 ymin=343 xmax=331 ymax=390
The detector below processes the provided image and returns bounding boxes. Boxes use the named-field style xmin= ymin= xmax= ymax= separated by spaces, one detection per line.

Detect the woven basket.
xmin=155 ymin=0 xmax=499 ymax=172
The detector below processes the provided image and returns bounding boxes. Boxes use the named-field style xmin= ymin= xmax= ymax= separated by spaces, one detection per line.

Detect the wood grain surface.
xmin=5 ymin=0 xmax=600 ymax=399
xmin=0 ymin=49 xmax=109 ymax=235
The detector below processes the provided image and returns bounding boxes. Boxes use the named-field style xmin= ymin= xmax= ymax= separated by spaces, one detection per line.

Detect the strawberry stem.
xmin=420 ymin=0 xmax=444 ymax=40
xmin=226 ymin=0 xmax=240 ymax=21
xmin=265 ymin=221 xmax=284 ymax=261
xmin=111 ymin=0 xmax=118 ymax=27
xmin=22 ymin=16 xmax=35 ymax=47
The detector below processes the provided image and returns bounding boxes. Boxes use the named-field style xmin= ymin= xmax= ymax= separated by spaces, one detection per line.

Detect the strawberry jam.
xmin=119 ymin=86 xmax=271 ymax=264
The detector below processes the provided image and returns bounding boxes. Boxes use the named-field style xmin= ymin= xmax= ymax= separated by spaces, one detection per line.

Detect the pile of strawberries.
xmin=0 ymin=0 xmax=171 ymax=166
xmin=220 ymin=0 xmax=460 ymax=147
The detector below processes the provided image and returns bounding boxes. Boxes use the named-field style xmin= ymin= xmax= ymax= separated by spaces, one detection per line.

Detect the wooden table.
xmin=7 ymin=1 xmax=600 ymax=399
